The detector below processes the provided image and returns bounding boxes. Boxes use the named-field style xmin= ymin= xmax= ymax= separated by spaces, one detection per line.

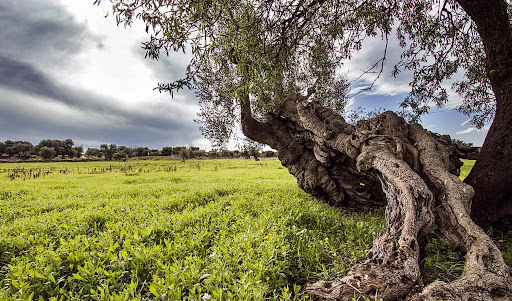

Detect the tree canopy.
xmin=104 ymin=0 xmax=510 ymax=145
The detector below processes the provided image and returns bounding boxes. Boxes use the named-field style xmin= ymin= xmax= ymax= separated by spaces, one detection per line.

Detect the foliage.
xmin=101 ymin=0 xmax=512 ymax=146
xmin=451 ymin=139 xmax=473 ymax=148
xmin=0 ymin=140 xmax=34 ymax=158
xmin=36 ymin=139 xmax=77 ymax=158
xmin=345 ymin=107 xmax=387 ymax=125
xmin=112 ymin=152 xmax=127 ymax=161
xmin=39 ymin=146 xmax=56 ymax=160
xmin=0 ymin=139 xmax=84 ymax=160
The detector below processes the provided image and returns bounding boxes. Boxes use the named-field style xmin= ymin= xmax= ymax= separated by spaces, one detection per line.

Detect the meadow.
xmin=0 ymin=158 xmax=508 ymax=300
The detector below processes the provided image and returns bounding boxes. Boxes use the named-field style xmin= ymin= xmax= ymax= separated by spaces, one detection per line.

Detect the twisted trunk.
xmin=235 ymin=1 xmax=512 ymax=299
xmin=241 ymin=95 xmax=512 ymax=300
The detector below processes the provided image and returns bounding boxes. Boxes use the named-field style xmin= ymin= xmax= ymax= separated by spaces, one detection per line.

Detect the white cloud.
xmin=456 ymin=125 xmax=490 ymax=135
xmin=456 ymin=128 xmax=477 ymax=135
xmin=460 ymin=119 xmax=472 ymax=127
xmin=342 ymin=33 xmax=413 ymax=98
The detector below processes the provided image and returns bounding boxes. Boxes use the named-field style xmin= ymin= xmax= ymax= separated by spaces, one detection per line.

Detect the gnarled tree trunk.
xmin=456 ymin=0 xmax=512 ymax=231
xmin=240 ymin=94 xmax=512 ymax=300
xmin=236 ymin=0 xmax=512 ymax=299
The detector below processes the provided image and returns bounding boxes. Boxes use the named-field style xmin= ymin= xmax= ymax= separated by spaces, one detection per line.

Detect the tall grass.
xmin=0 ymin=159 xmax=384 ymax=300
xmin=1 ymin=158 xmax=507 ymax=300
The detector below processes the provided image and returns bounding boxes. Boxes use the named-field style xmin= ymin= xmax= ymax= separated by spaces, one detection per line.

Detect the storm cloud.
xmin=0 ymin=0 xmax=203 ymax=149
xmin=0 ymin=0 xmax=98 ymax=66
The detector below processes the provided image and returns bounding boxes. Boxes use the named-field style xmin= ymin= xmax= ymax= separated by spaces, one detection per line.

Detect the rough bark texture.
xmin=456 ymin=0 xmax=512 ymax=230
xmin=235 ymin=1 xmax=512 ymax=298
xmin=240 ymin=95 xmax=512 ymax=300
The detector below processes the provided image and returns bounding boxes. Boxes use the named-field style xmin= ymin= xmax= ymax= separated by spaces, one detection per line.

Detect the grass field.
xmin=0 ymin=159 xmax=386 ymax=300
xmin=0 ymin=158 xmax=507 ymax=300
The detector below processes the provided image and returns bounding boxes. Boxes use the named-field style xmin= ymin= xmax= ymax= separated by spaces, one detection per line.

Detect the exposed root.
xmin=241 ymin=96 xmax=512 ymax=300
xmin=410 ymin=125 xmax=512 ymax=300
xmin=306 ymin=137 xmax=435 ymax=300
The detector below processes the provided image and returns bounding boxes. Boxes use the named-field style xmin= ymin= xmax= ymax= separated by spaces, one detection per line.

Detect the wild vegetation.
xmin=0 ymin=159 xmax=379 ymax=300
xmin=1 ymin=158 xmax=509 ymax=300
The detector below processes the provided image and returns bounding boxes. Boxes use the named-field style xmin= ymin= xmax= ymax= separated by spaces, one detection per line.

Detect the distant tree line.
xmin=0 ymin=139 xmax=277 ymax=161
xmin=85 ymin=144 xmax=276 ymax=161
xmin=0 ymin=139 xmax=83 ymax=160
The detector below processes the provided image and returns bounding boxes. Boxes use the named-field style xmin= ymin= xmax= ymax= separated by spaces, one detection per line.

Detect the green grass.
xmin=0 ymin=159 xmax=384 ymax=300
xmin=1 ymin=158 xmax=508 ymax=300
xmin=459 ymin=159 xmax=475 ymax=180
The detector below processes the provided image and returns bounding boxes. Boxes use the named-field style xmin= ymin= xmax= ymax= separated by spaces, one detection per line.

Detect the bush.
xmin=112 ymin=152 xmax=127 ymax=161
xmin=39 ymin=146 xmax=56 ymax=160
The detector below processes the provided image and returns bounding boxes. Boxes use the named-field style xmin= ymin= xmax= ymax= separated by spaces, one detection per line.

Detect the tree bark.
xmin=236 ymin=2 xmax=512 ymax=298
xmin=456 ymin=0 xmax=512 ymax=230
xmin=240 ymin=96 xmax=512 ymax=300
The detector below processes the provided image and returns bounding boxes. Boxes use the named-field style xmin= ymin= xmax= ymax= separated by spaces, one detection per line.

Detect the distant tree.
xmin=85 ymin=148 xmax=101 ymax=157
xmin=452 ymin=139 xmax=474 ymax=148
xmin=241 ymin=140 xmax=262 ymax=161
xmin=134 ymin=147 xmax=150 ymax=157
xmin=112 ymin=152 xmax=127 ymax=161
xmin=118 ymin=146 xmax=134 ymax=158
xmin=161 ymin=146 xmax=174 ymax=156
xmin=264 ymin=151 xmax=276 ymax=158
xmin=12 ymin=141 xmax=34 ymax=158
xmin=5 ymin=146 xmax=15 ymax=158
xmin=36 ymin=139 xmax=64 ymax=157
xmin=240 ymin=147 xmax=250 ymax=160
xmin=74 ymin=146 xmax=84 ymax=158
xmin=345 ymin=107 xmax=387 ymax=124
xmin=179 ymin=148 xmax=190 ymax=162
xmin=193 ymin=149 xmax=206 ymax=158
xmin=218 ymin=148 xmax=230 ymax=158
xmin=172 ymin=146 xmax=186 ymax=155
xmin=0 ymin=142 xmax=6 ymax=156
xmin=208 ymin=149 xmax=218 ymax=158
xmin=100 ymin=144 xmax=113 ymax=160
xmin=61 ymin=139 xmax=75 ymax=158
xmin=3 ymin=140 xmax=17 ymax=157
xmin=249 ymin=146 xmax=260 ymax=161
xmin=149 ymin=149 xmax=161 ymax=156
xmin=39 ymin=146 xmax=56 ymax=160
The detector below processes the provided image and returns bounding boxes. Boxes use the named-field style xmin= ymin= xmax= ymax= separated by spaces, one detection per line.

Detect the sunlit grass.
xmin=0 ymin=159 xmax=384 ymax=300
xmin=459 ymin=159 xmax=475 ymax=180
xmin=1 ymin=158 xmax=507 ymax=300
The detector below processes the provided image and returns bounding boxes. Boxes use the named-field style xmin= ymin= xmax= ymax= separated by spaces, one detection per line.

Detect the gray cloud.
xmin=0 ymin=84 xmax=201 ymax=149
xmin=0 ymin=0 xmax=99 ymax=66
xmin=0 ymin=0 xmax=206 ymax=149
xmin=0 ymin=55 xmax=200 ymax=147
xmin=0 ymin=55 xmax=194 ymax=128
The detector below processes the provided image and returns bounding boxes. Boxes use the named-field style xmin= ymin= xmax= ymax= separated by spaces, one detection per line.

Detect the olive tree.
xmin=101 ymin=0 xmax=512 ymax=299
xmin=39 ymin=146 xmax=56 ymax=160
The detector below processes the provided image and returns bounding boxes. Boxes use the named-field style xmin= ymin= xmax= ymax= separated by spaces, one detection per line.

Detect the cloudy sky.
xmin=0 ymin=0 xmax=490 ymax=150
